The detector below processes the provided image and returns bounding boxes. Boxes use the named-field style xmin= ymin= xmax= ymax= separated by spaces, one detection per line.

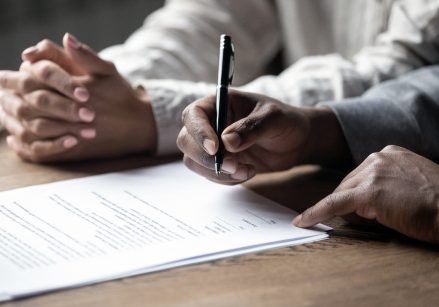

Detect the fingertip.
xmin=80 ymin=128 xmax=96 ymax=139
xmin=66 ymin=33 xmax=81 ymax=50
xmin=74 ymin=87 xmax=90 ymax=102
xmin=292 ymin=214 xmax=303 ymax=227
xmin=21 ymin=46 xmax=38 ymax=60
xmin=63 ymin=136 xmax=78 ymax=148
xmin=6 ymin=135 xmax=15 ymax=148
xmin=78 ymin=108 xmax=95 ymax=122
xmin=202 ymin=139 xmax=217 ymax=155
xmin=63 ymin=32 xmax=69 ymax=42
xmin=222 ymin=132 xmax=241 ymax=151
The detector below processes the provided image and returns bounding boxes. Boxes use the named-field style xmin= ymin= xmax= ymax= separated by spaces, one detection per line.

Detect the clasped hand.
xmin=0 ymin=33 xmax=156 ymax=162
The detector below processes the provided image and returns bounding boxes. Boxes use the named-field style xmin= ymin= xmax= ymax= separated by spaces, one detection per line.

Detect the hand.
xmin=0 ymin=38 xmax=94 ymax=159
xmin=294 ymin=145 xmax=439 ymax=244
xmin=1 ymin=34 xmax=157 ymax=162
xmin=177 ymin=90 xmax=351 ymax=184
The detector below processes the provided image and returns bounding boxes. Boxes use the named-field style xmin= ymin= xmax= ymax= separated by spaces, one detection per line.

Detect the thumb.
xmin=63 ymin=33 xmax=116 ymax=75
xmin=22 ymin=39 xmax=85 ymax=75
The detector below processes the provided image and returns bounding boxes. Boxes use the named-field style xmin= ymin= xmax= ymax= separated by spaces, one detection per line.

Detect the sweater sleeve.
xmin=100 ymin=0 xmax=280 ymax=86
xmin=239 ymin=0 xmax=439 ymax=107
xmin=326 ymin=65 xmax=439 ymax=165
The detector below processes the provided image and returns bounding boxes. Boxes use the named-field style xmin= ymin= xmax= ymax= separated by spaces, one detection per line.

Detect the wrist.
xmin=301 ymin=106 xmax=353 ymax=168
xmin=129 ymin=87 xmax=158 ymax=154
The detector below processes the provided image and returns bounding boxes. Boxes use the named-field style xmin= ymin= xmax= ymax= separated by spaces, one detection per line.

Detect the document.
xmin=0 ymin=162 xmax=329 ymax=301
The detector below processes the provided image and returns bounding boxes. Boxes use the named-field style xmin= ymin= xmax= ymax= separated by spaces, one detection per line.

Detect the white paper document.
xmin=0 ymin=162 xmax=329 ymax=301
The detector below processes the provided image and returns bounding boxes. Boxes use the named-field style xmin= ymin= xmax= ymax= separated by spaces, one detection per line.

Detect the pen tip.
xmin=215 ymin=164 xmax=221 ymax=176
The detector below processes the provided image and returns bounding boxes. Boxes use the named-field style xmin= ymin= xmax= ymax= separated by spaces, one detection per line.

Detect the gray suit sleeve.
xmin=326 ymin=65 xmax=439 ymax=165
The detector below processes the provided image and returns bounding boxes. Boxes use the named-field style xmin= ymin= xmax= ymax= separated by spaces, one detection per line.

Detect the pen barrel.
xmin=217 ymin=35 xmax=233 ymax=86
xmin=215 ymin=85 xmax=228 ymax=165
xmin=215 ymin=34 xmax=234 ymax=170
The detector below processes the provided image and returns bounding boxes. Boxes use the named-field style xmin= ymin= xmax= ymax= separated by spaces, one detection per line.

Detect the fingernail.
xmin=222 ymin=158 xmax=237 ymax=173
xmin=74 ymin=87 xmax=89 ymax=102
xmin=79 ymin=108 xmax=95 ymax=122
xmin=6 ymin=135 xmax=14 ymax=147
xmin=63 ymin=137 xmax=78 ymax=148
xmin=22 ymin=46 xmax=38 ymax=57
xmin=80 ymin=128 xmax=96 ymax=139
xmin=292 ymin=214 xmax=302 ymax=227
xmin=222 ymin=132 xmax=241 ymax=149
xmin=203 ymin=139 xmax=216 ymax=155
xmin=67 ymin=33 xmax=81 ymax=49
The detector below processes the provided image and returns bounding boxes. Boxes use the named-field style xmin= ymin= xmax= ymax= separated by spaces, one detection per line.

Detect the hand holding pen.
xmin=177 ymin=35 xmax=316 ymax=185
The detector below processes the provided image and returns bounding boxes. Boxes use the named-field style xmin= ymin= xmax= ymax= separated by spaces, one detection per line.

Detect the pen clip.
xmin=228 ymin=42 xmax=235 ymax=85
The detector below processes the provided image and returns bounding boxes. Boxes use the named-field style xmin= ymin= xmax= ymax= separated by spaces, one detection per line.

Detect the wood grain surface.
xmin=0 ymin=133 xmax=437 ymax=307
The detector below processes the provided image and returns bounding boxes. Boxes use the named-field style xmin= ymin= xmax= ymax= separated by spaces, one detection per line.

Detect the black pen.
xmin=215 ymin=34 xmax=235 ymax=175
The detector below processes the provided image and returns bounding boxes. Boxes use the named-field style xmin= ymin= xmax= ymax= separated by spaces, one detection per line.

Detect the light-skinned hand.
xmin=177 ymin=90 xmax=351 ymax=184
xmin=0 ymin=33 xmax=157 ymax=162
xmin=294 ymin=145 xmax=439 ymax=244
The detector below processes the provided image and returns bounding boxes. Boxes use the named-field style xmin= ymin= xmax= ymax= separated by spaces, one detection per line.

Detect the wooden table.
xmin=0 ymin=133 xmax=438 ymax=307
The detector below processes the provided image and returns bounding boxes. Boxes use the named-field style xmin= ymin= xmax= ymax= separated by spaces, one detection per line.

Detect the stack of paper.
xmin=0 ymin=162 xmax=329 ymax=301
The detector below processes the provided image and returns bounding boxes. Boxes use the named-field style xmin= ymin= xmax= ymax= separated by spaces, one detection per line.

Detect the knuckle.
xmin=181 ymin=106 xmax=190 ymax=124
xmin=61 ymin=101 xmax=77 ymax=118
xmin=367 ymin=156 xmax=388 ymax=176
xmin=19 ymin=75 xmax=35 ymax=92
xmin=0 ymin=72 xmax=7 ymax=88
xmin=365 ymin=172 xmax=381 ymax=187
xmin=366 ymin=184 xmax=382 ymax=201
xmin=366 ymin=152 xmax=381 ymax=162
xmin=238 ymin=117 xmax=262 ymax=135
xmin=176 ymin=129 xmax=188 ymax=151
xmin=365 ymin=152 xmax=388 ymax=167
xmin=103 ymin=60 xmax=117 ymax=73
xmin=382 ymin=145 xmax=400 ymax=153
xmin=38 ymin=39 xmax=53 ymax=50
xmin=27 ymin=118 xmax=47 ymax=135
xmin=33 ymin=91 xmax=50 ymax=109
xmin=19 ymin=62 xmax=29 ymax=71
xmin=263 ymin=102 xmax=283 ymax=116
xmin=39 ymin=63 xmax=55 ymax=82
xmin=107 ymin=61 xmax=117 ymax=71
xmin=62 ymin=81 xmax=75 ymax=94
xmin=15 ymin=103 xmax=30 ymax=119
xmin=16 ymin=129 xmax=32 ymax=143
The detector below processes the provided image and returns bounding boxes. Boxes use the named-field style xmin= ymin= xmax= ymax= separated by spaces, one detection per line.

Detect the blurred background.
xmin=0 ymin=0 xmax=164 ymax=70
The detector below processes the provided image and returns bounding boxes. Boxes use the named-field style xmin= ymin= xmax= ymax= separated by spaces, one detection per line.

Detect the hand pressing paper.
xmin=0 ymin=162 xmax=329 ymax=301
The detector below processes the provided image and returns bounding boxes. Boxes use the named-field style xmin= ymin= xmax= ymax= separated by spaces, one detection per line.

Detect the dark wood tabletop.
xmin=0 ymin=133 xmax=437 ymax=307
